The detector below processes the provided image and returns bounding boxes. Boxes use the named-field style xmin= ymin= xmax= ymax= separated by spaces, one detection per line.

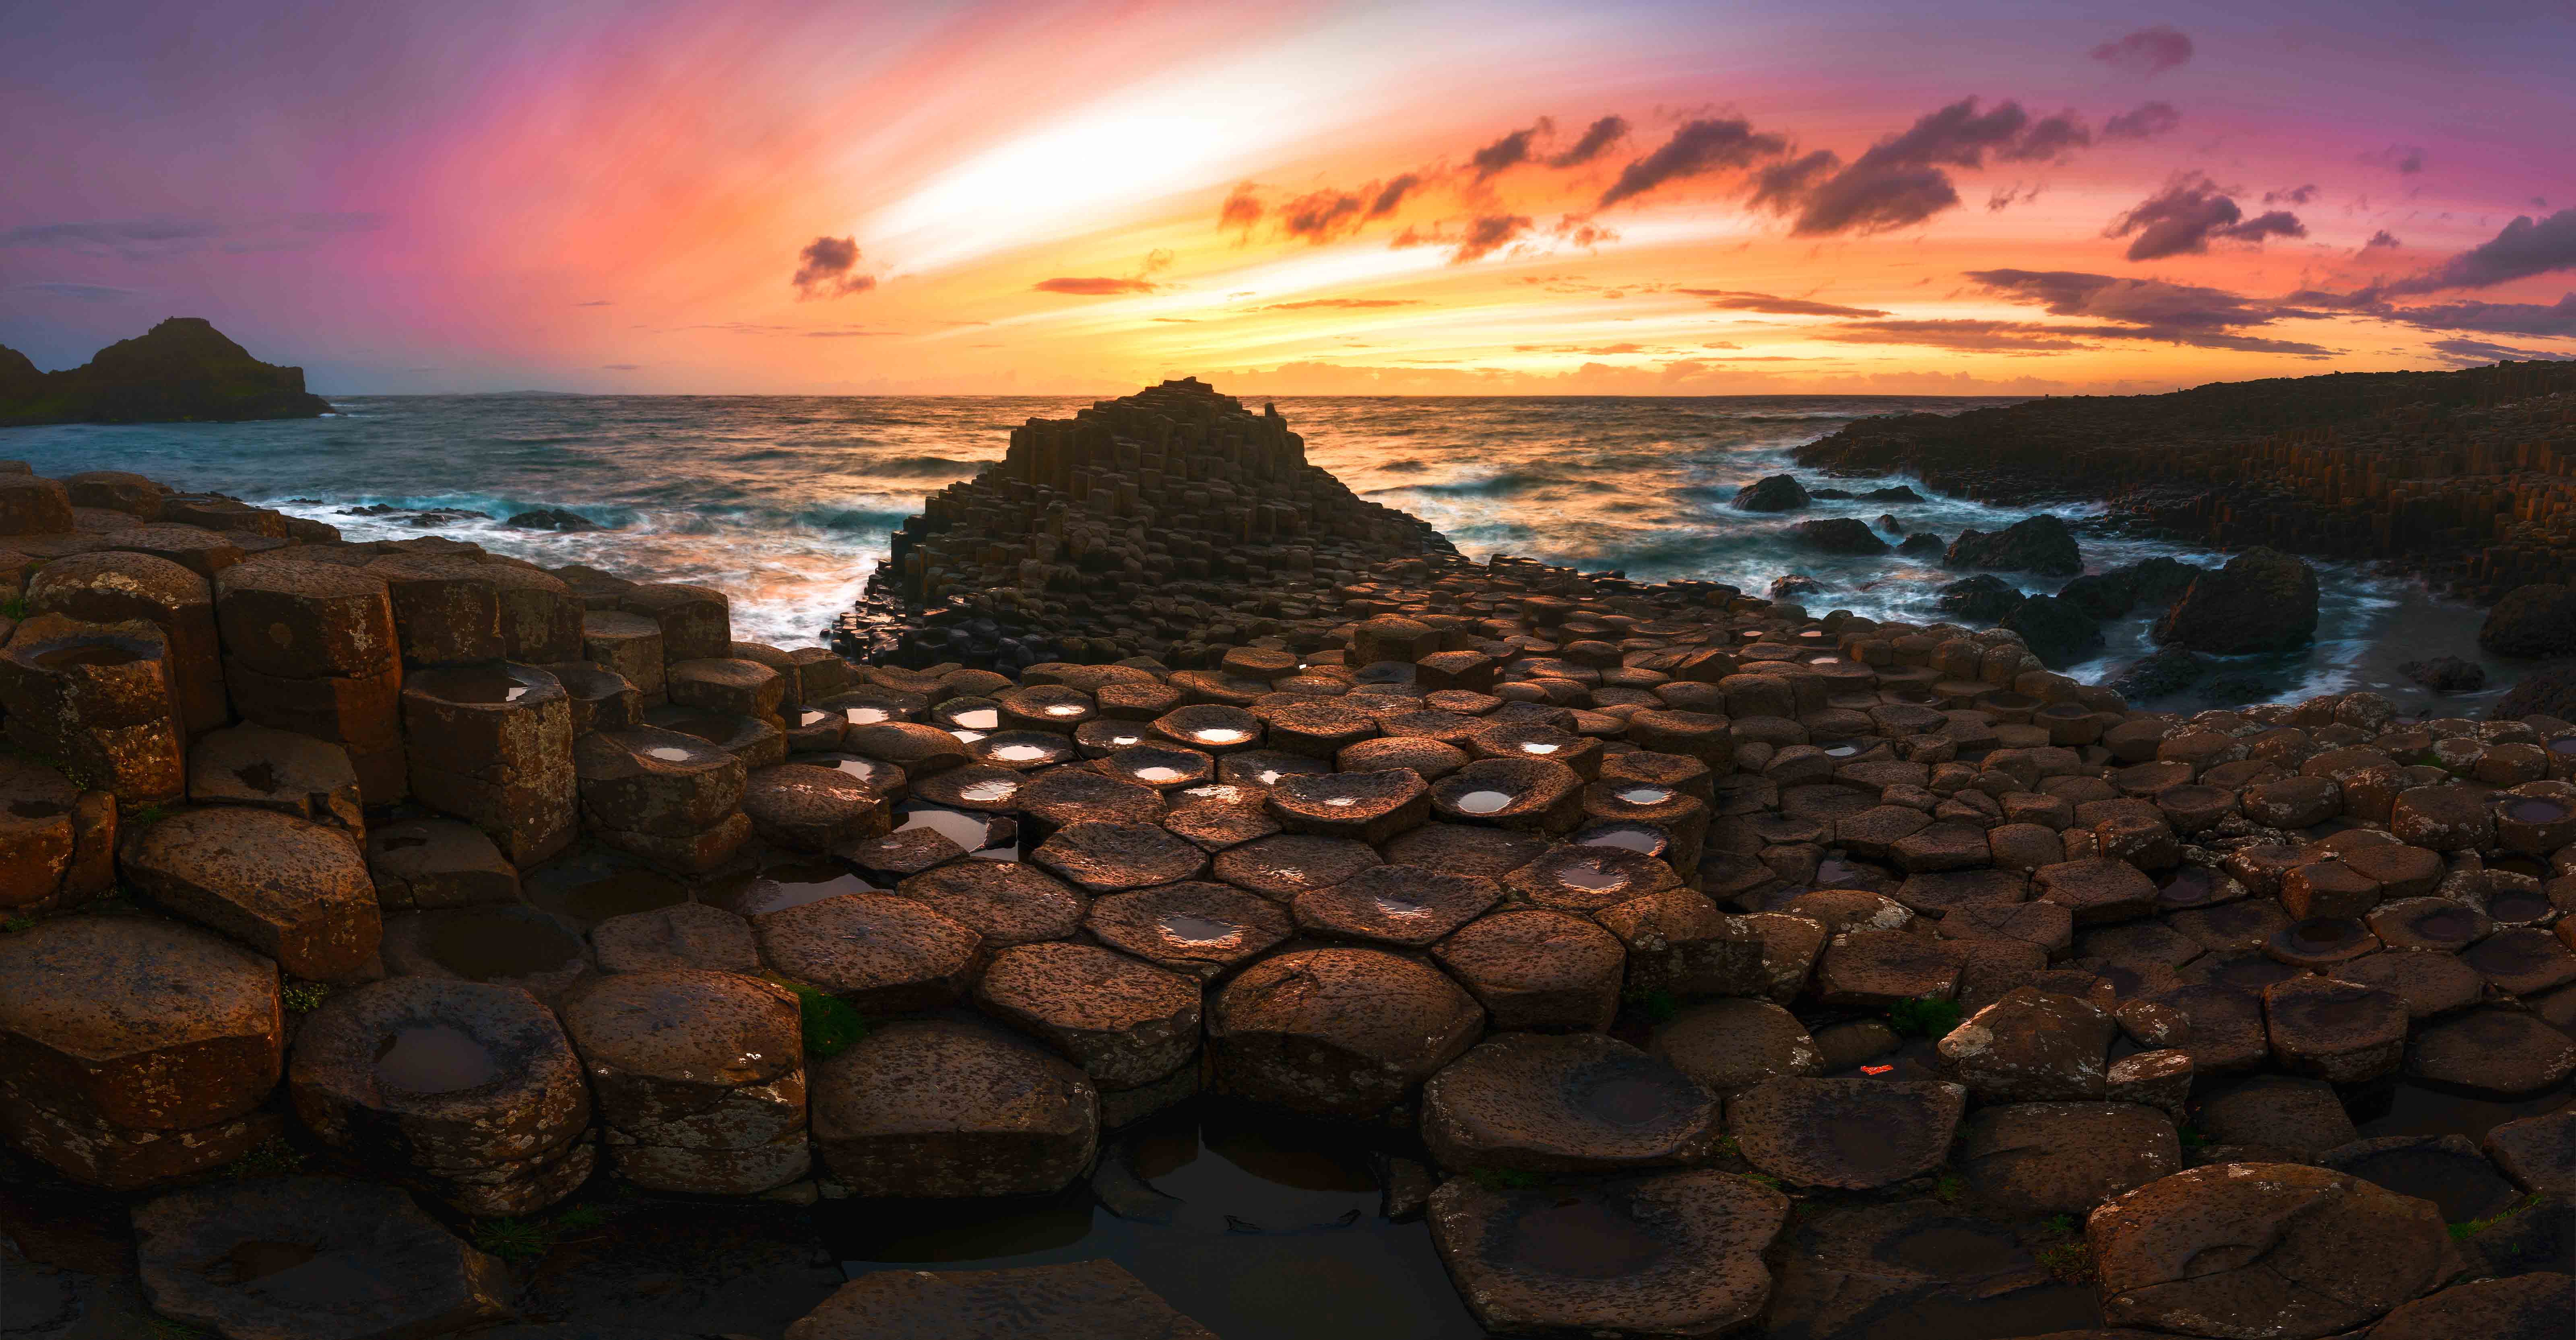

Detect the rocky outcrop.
xmin=1734 ymin=474 xmax=1810 ymax=511
xmin=1943 ymin=514 xmax=2082 ymax=576
xmin=0 ymin=318 xmax=330 ymax=426
xmin=1792 ymin=517 xmax=1888 ymax=554
xmin=2155 ymin=546 xmax=2320 ymax=654
xmin=2002 ymin=593 xmax=2103 ymax=668
xmin=2480 ymin=582 xmax=2576 ymax=658
xmin=1935 ymin=574 xmax=2024 ymax=623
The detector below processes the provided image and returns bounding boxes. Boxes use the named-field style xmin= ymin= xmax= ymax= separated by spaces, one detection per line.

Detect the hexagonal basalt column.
xmin=0 ymin=917 xmax=282 ymax=1187
xmin=0 ymin=756 xmax=115 ymax=915
xmin=26 ymin=550 xmax=227 ymax=736
xmin=121 ymin=806 xmax=381 ymax=981
xmin=620 ymin=583 xmax=731 ymax=663
xmin=0 ymin=615 xmax=186 ymax=806
xmin=561 ymin=969 xmax=808 ymax=1195
xmin=214 ymin=559 xmax=406 ymax=802
xmin=401 ymin=663 xmax=578 ymax=868
xmin=1208 ymin=947 xmax=1484 ymax=1117
xmin=573 ymin=724 xmax=751 ymax=873
xmin=365 ymin=554 xmax=505 ymax=666
xmin=184 ymin=723 xmax=364 ymax=836
xmin=808 ymin=1017 xmax=1096 ymax=1196
xmin=290 ymin=976 xmax=594 ymax=1215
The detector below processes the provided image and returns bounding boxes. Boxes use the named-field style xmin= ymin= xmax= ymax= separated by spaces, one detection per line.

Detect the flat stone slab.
xmin=786 ymin=1260 xmax=1214 ymax=1340
xmin=1726 ymin=1077 xmax=1967 ymax=1190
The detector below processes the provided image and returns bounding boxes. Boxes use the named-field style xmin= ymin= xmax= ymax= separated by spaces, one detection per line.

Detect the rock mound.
xmin=0 ymin=318 xmax=330 ymax=426
xmin=2156 ymin=546 xmax=2320 ymax=654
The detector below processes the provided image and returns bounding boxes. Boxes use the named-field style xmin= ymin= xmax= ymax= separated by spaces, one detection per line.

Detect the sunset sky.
xmin=4 ymin=0 xmax=2572 ymax=396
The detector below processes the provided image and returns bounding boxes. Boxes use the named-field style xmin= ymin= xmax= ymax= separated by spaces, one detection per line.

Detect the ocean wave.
xmin=861 ymin=454 xmax=994 ymax=477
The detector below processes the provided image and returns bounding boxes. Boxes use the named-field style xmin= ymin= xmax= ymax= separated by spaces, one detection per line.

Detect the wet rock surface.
xmin=8 ymin=377 xmax=2576 ymax=1340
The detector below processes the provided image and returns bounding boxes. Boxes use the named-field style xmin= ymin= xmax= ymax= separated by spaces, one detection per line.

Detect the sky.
xmin=3 ymin=0 xmax=2573 ymax=396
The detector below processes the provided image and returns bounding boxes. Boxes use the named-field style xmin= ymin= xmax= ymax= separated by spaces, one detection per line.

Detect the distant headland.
xmin=0 ymin=316 xmax=331 ymax=427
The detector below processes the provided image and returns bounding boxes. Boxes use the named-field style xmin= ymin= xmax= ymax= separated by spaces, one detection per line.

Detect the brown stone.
xmin=120 ymin=806 xmax=380 ymax=981
xmin=1208 ymin=947 xmax=1483 ymax=1116
xmin=809 ymin=1017 xmax=1095 ymax=1196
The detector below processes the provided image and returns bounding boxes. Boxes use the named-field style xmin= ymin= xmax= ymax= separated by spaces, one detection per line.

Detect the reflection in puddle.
xmin=821 ymin=1101 xmax=1477 ymax=1340
xmin=374 ymin=1023 xmax=498 ymax=1093
xmin=1158 ymin=913 xmax=1245 ymax=945
xmin=714 ymin=862 xmax=871 ymax=915
xmin=1456 ymin=790 xmax=1513 ymax=814
xmin=1503 ymin=1199 xmax=1664 ymax=1279
xmin=645 ymin=746 xmax=695 ymax=762
xmin=1615 ymin=787 xmax=1670 ymax=805
xmin=900 ymin=806 xmax=996 ymax=853
xmin=423 ymin=907 xmax=582 ymax=979
xmin=844 ymin=707 xmax=890 ymax=726
xmin=953 ymin=709 xmax=1001 ymax=730
xmin=959 ymin=778 xmax=1021 ymax=804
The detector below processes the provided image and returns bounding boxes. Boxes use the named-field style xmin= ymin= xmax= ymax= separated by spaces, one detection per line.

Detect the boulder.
xmin=2088 ymin=1163 xmax=2458 ymax=1338
xmin=132 ymin=1176 xmax=512 ymax=1340
xmin=1734 ymin=474 xmax=1810 ymax=511
xmin=2002 ymin=594 xmax=2104 ymax=670
xmin=2400 ymin=655 xmax=2487 ymax=691
xmin=120 ymin=805 xmax=380 ymax=981
xmin=560 ymin=969 xmax=808 ymax=1195
xmin=2480 ymin=583 xmax=2576 ymax=658
xmin=1793 ymin=518 xmax=1889 ymax=555
xmin=2156 ymin=547 xmax=2321 ymax=655
xmin=1934 ymin=574 xmax=2025 ymax=623
xmin=1944 ymin=514 xmax=2082 ymax=576
xmin=1935 ymin=986 xmax=2114 ymax=1102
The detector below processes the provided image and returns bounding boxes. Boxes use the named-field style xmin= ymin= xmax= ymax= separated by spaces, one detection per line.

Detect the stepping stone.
xmin=2318 ymin=1133 xmax=2524 ymax=1225
xmin=1651 ymin=999 xmax=1821 ymax=1095
xmin=972 ymin=942 xmax=1200 ymax=1089
xmin=1501 ymin=845 xmax=1681 ymax=915
xmin=1936 ymin=985 xmax=2114 ymax=1103
xmin=2034 ymin=858 xmax=2158 ymax=923
xmin=809 ymin=1018 xmax=1096 ymax=1197
xmin=740 ymin=763 xmax=892 ymax=851
xmin=1433 ymin=909 xmax=1626 ymax=1032
xmin=1761 ymin=1198 xmax=2072 ymax=1340
xmin=1264 ymin=768 xmax=1429 ymax=843
xmin=1291 ymin=863 xmax=1496 ymax=946
xmin=1594 ymin=891 xmax=1767 ymax=997
xmin=2263 ymin=974 xmax=2407 ymax=1083
xmin=562 ymin=969 xmax=808 ymax=1195
xmin=120 ymin=805 xmax=380 ymax=981
xmin=1956 ymin=1101 xmax=2180 ymax=1218
xmin=590 ymin=901 xmax=759 ymax=975
xmin=1428 ymin=757 xmax=1585 ymax=832
xmin=2463 ymin=927 xmax=2576 ymax=996
xmin=2195 ymin=1075 xmax=2357 ymax=1159
xmin=753 ymin=893 xmax=977 ymax=1012
xmin=786 ymin=1260 xmax=1215 ymax=1340
xmin=2145 ymin=983 xmax=2270 ymax=1073
xmin=0 ymin=917 xmax=283 ymax=1187
xmin=1031 ymin=820 xmax=1208 ymax=892
xmin=291 ymin=977 xmax=594 ymax=1215
xmin=2406 ymin=1008 xmax=2576 ymax=1097
xmin=0 ymin=755 xmax=109 ymax=915
xmin=27 ymin=550 xmax=226 ymax=735
xmin=132 ymin=1176 xmax=512 ymax=1340
xmin=893 ymin=860 xmax=1086 ymax=951
xmin=1726 ymin=1077 xmax=1967 ymax=1190
xmin=1084 ymin=881 xmax=1291 ymax=979
xmin=365 ymin=816 xmax=519 ymax=909
xmin=1427 ymin=1169 xmax=1788 ymax=1339
xmin=1815 ymin=928 xmax=1968 ymax=1008
xmin=2089 ymin=1164 xmax=2456 ymax=1338
xmin=1209 ymin=947 xmax=1482 ymax=1117
xmin=2485 ymin=1109 xmax=2576 ymax=1195
xmin=1422 ymin=1033 xmax=1721 ymax=1173
xmin=2370 ymin=1274 xmax=2576 ymax=1340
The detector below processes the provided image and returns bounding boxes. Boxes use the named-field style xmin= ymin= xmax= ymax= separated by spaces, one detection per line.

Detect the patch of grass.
xmin=2449 ymin=1194 xmax=2543 ymax=1241
xmin=2037 ymin=1213 xmax=2079 ymax=1238
xmin=1742 ymin=1172 xmax=1785 ymax=1191
xmin=471 ymin=1217 xmax=555 ymax=1262
xmin=0 ymin=596 xmax=27 ymax=621
xmin=1 ymin=916 xmax=34 ymax=934
xmin=129 ymin=802 xmax=172 ymax=825
xmin=1469 ymin=1168 xmax=1546 ymax=1191
xmin=215 ymin=1135 xmax=305 ymax=1179
xmin=1711 ymin=1133 xmax=1744 ymax=1161
xmin=2177 ymin=1124 xmax=2211 ymax=1150
xmin=774 ymin=980 xmax=868 ymax=1057
xmin=1886 ymin=996 xmax=1964 ymax=1039
xmin=553 ymin=1204 xmax=607 ymax=1231
xmin=281 ymin=981 xmax=332 ymax=1014
xmin=1933 ymin=1172 xmax=1967 ymax=1204
xmin=2035 ymin=1239 xmax=2095 ymax=1284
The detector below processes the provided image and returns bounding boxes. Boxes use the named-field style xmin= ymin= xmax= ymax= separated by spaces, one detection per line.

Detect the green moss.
xmin=1711 ymin=1133 xmax=1744 ymax=1161
xmin=2449 ymin=1194 xmax=2543 ymax=1241
xmin=1743 ymin=1172 xmax=1785 ymax=1191
xmin=2035 ymin=1239 xmax=2095 ymax=1283
xmin=471 ymin=1217 xmax=554 ymax=1262
xmin=0 ymin=596 xmax=26 ymax=620
xmin=130 ymin=802 xmax=172 ymax=825
xmin=553 ymin=1204 xmax=608 ymax=1232
xmin=2177 ymin=1124 xmax=2211 ymax=1149
xmin=1622 ymin=986 xmax=1682 ymax=1025
xmin=1933 ymin=1172 xmax=1967 ymax=1204
xmin=0 ymin=916 xmax=33 ymax=934
xmin=215 ymin=1135 xmax=305 ymax=1179
xmin=775 ymin=979 xmax=868 ymax=1057
xmin=1886 ymin=996 xmax=1964 ymax=1038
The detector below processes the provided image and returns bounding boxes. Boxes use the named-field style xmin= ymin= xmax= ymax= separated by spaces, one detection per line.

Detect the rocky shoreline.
xmin=3 ymin=383 xmax=2574 ymax=1340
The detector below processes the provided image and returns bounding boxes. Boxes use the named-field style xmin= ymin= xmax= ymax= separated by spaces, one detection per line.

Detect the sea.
xmin=0 ymin=393 xmax=2507 ymax=710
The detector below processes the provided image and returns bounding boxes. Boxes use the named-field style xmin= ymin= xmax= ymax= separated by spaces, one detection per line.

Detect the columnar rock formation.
xmin=0 ymin=317 xmax=331 ymax=426
xmin=838 ymin=377 xmax=1453 ymax=668
xmin=4 ymin=386 xmax=2574 ymax=1340
xmin=1794 ymin=360 xmax=2576 ymax=602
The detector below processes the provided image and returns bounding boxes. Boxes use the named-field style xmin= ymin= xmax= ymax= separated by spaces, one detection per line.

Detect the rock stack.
xmin=1794 ymin=360 xmax=2576 ymax=602
xmin=4 ymin=403 xmax=2574 ymax=1340
xmin=836 ymin=377 xmax=1455 ymax=670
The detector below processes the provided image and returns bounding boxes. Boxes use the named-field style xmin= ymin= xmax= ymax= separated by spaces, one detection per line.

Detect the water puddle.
xmin=712 ymin=862 xmax=873 ymax=915
xmin=1157 ymin=913 xmax=1247 ymax=946
xmin=1456 ymin=790 xmax=1513 ymax=814
xmin=952 ymin=709 xmax=1001 ymax=730
xmin=557 ymin=870 xmax=690 ymax=925
xmin=821 ymin=1101 xmax=1480 ymax=1340
xmin=899 ymin=806 xmax=1001 ymax=855
xmin=9 ymin=799 xmax=66 ymax=818
xmin=220 ymin=1241 xmax=320 ymax=1283
xmin=427 ymin=665 xmax=537 ymax=704
xmin=423 ymin=907 xmax=583 ymax=979
xmin=1615 ymin=787 xmax=1672 ymax=806
xmin=374 ymin=1023 xmax=499 ymax=1094
xmin=32 ymin=642 xmax=143 ymax=669
xmin=1195 ymin=728 xmax=1252 ymax=745
xmin=843 ymin=706 xmax=891 ymax=725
